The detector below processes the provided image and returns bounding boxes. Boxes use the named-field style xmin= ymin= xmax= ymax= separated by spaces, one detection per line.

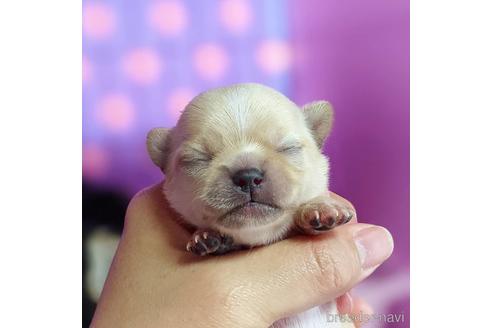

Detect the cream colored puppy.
xmin=147 ymin=83 xmax=356 ymax=328
xmin=147 ymin=83 xmax=355 ymax=256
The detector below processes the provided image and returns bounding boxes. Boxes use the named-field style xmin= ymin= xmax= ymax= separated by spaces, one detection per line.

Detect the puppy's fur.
xmin=147 ymin=83 xmax=355 ymax=327
xmin=148 ymin=83 xmax=354 ymax=255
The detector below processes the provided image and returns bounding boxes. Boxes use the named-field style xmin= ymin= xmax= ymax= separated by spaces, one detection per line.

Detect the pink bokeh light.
xmin=256 ymin=40 xmax=292 ymax=75
xmin=193 ymin=43 xmax=230 ymax=81
xmin=147 ymin=0 xmax=188 ymax=37
xmin=83 ymin=2 xmax=117 ymax=40
xmin=167 ymin=88 xmax=195 ymax=121
xmin=121 ymin=48 xmax=163 ymax=85
xmin=219 ymin=0 xmax=253 ymax=34
xmin=96 ymin=93 xmax=136 ymax=133
xmin=83 ymin=144 xmax=110 ymax=180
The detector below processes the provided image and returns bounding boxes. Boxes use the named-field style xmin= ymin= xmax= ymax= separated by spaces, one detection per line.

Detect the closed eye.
xmin=180 ymin=157 xmax=210 ymax=165
xmin=277 ymin=143 xmax=303 ymax=154
xmin=179 ymin=146 xmax=212 ymax=166
xmin=180 ymin=154 xmax=211 ymax=165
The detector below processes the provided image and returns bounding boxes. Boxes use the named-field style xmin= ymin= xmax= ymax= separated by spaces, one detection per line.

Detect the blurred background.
xmin=83 ymin=0 xmax=409 ymax=327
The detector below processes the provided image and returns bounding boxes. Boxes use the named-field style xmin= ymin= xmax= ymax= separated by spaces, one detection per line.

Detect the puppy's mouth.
xmin=216 ymin=201 xmax=281 ymax=228
xmin=229 ymin=201 xmax=278 ymax=216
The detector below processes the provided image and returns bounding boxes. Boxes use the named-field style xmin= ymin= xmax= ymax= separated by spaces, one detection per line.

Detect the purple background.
xmin=290 ymin=1 xmax=409 ymax=326
xmin=83 ymin=0 xmax=409 ymax=326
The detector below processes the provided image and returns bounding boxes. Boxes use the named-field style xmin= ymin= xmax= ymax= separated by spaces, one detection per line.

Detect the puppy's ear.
xmin=147 ymin=128 xmax=172 ymax=171
xmin=302 ymin=101 xmax=334 ymax=148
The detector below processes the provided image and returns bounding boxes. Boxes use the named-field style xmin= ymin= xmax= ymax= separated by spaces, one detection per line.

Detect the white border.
xmin=411 ymin=0 xmax=492 ymax=326
xmin=0 ymin=1 xmax=81 ymax=326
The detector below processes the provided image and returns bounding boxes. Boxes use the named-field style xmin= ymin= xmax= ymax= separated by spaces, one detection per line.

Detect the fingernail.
xmin=354 ymin=226 xmax=394 ymax=270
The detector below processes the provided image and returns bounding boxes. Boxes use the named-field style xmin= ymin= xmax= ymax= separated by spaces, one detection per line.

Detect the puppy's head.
xmin=147 ymin=83 xmax=333 ymax=245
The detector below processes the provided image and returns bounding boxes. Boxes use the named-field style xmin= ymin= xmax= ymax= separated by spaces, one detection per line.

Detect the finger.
xmin=337 ymin=293 xmax=375 ymax=327
xmin=336 ymin=292 xmax=354 ymax=314
xmin=351 ymin=297 xmax=374 ymax=328
xmin=352 ymin=297 xmax=373 ymax=316
xmin=214 ymin=223 xmax=393 ymax=323
xmin=123 ymin=182 xmax=191 ymax=253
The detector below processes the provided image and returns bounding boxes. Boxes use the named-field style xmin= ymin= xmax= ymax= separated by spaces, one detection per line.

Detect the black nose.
xmin=232 ymin=168 xmax=264 ymax=193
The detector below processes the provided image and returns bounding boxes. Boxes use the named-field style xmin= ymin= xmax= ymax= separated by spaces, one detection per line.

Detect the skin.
xmin=90 ymin=183 xmax=388 ymax=328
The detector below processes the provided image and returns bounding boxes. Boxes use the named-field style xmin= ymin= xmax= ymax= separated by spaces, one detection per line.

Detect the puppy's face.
xmin=147 ymin=84 xmax=333 ymax=245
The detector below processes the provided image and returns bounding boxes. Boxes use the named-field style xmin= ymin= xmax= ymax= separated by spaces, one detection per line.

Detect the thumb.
xmin=220 ymin=223 xmax=393 ymax=324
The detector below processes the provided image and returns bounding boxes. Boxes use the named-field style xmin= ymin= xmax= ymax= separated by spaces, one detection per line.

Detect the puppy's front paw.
xmin=295 ymin=198 xmax=356 ymax=235
xmin=186 ymin=230 xmax=234 ymax=256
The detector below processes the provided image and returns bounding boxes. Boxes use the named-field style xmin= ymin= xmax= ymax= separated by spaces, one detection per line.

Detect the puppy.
xmin=147 ymin=83 xmax=356 ymax=327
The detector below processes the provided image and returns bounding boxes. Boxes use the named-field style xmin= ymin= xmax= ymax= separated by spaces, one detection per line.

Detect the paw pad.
xmin=187 ymin=231 xmax=222 ymax=256
xmin=296 ymin=199 xmax=356 ymax=235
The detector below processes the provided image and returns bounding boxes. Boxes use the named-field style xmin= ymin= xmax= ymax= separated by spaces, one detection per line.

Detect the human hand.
xmin=91 ymin=183 xmax=393 ymax=328
xmin=337 ymin=291 xmax=375 ymax=328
